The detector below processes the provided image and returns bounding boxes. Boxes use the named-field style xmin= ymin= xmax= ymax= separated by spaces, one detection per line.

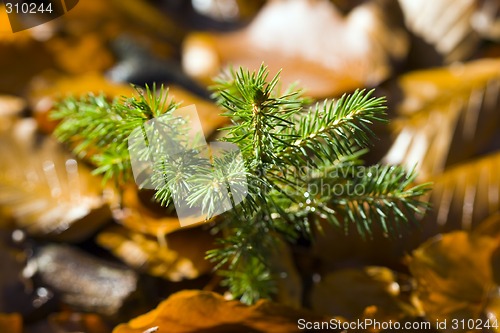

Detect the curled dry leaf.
xmin=474 ymin=213 xmax=500 ymax=287
xmin=0 ymin=5 xmax=31 ymax=45
xmin=0 ymin=313 xmax=22 ymax=333
xmin=398 ymin=0 xmax=498 ymax=63
xmin=0 ymin=19 xmax=53 ymax=95
xmin=183 ymin=0 xmax=408 ymax=97
xmin=117 ymin=186 xmax=188 ymax=238
xmin=310 ymin=267 xmax=420 ymax=322
xmin=474 ymin=211 xmax=500 ymax=240
xmin=28 ymin=245 xmax=137 ymax=316
xmin=0 ymin=95 xmax=26 ymax=132
xmin=51 ymin=0 xmax=183 ymax=47
xmin=97 ymin=226 xmax=214 ymax=281
xmin=0 ymin=95 xmax=25 ymax=117
xmin=45 ymin=34 xmax=114 ymax=75
xmin=384 ymin=59 xmax=500 ymax=180
xmin=473 ymin=0 xmax=500 ymax=40
xmin=409 ymin=231 xmax=499 ymax=332
xmin=113 ymin=290 xmax=333 ymax=333
xmin=0 ymin=119 xmax=113 ymax=242
xmin=423 ymin=151 xmax=500 ymax=231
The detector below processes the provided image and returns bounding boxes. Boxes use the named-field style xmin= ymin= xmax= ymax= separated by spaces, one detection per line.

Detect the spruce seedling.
xmin=51 ymin=65 xmax=431 ymax=304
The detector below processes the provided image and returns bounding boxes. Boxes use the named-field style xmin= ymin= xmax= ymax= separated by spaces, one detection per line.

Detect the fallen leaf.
xmin=0 ymin=95 xmax=25 ymax=132
xmin=45 ymin=34 xmax=114 ymax=74
xmin=183 ymin=0 xmax=408 ymax=97
xmin=384 ymin=59 xmax=500 ymax=180
xmin=409 ymin=231 xmax=498 ymax=332
xmin=116 ymin=186 xmax=187 ymax=238
xmin=113 ymin=290 xmax=333 ymax=333
xmin=474 ymin=212 xmax=500 ymax=240
xmin=0 ymin=29 xmax=53 ymax=95
xmin=423 ymin=151 xmax=500 ymax=231
xmin=97 ymin=225 xmax=214 ymax=281
xmin=399 ymin=0 xmax=498 ymax=63
xmin=52 ymin=0 xmax=184 ymax=47
xmin=0 ymin=313 xmax=22 ymax=333
xmin=473 ymin=0 xmax=500 ymax=40
xmin=0 ymin=95 xmax=25 ymax=117
xmin=0 ymin=119 xmax=113 ymax=242
xmin=310 ymin=267 xmax=419 ymax=322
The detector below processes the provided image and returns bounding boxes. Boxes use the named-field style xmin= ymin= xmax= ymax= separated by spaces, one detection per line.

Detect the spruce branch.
xmin=51 ymin=64 xmax=432 ymax=305
xmin=51 ymin=84 xmax=178 ymax=185
xmin=284 ymin=91 xmax=387 ymax=168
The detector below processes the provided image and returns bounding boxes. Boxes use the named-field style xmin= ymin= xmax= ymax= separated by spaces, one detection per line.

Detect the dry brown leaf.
xmin=0 ymin=95 xmax=25 ymax=132
xmin=310 ymin=216 xmax=429 ymax=277
xmin=384 ymin=59 xmax=500 ymax=180
xmin=45 ymin=34 xmax=114 ymax=74
xmin=310 ymin=267 xmax=419 ymax=322
xmin=182 ymin=0 xmax=408 ymax=97
xmin=50 ymin=0 xmax=183 ymax=47
xmin=0 ymin=119 xmax=113 ymax=242
xmin=0 ymin=4 xmax=48 ymax=45
xmin=409 ymin=231 xmax=499 ymax=332
xmin=116 ymin=186 xmax=187 ymax=238
xmin=474 ymin=0 xmax=500 ymax=40
xmin=398 ymin=0 xmax=495 ymax=63
xmin=0 ymin=95 xmax=25 ymax=117
xmin=474 ymin=213 xmax=500 ymax=286
xmin=29 ymin=71 xmax=136 ymax=98
xmin=423 ymin=152 xmax=500 ymax=231
xmin=97 ymin=225 xmax=214 ymax=281
xmin=0 ymin=29 xmax=53 ymax=95
xmin=0 ymin=313 xmax=22 ymax=333
xmin=474 ymin=212 xmax=500 ymax=239
xmin=113 ymin=290 xmax=332 ymax=333
xmin=107 ymin=0 xmax=185 ymax=45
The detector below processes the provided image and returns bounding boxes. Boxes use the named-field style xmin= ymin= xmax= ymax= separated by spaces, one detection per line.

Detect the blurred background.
xmin=1 ymin=0 xmax=500 ymax=332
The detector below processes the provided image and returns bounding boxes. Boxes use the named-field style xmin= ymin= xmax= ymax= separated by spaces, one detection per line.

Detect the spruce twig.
xmin=51 ymin=65 xmax=431 ymax=304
